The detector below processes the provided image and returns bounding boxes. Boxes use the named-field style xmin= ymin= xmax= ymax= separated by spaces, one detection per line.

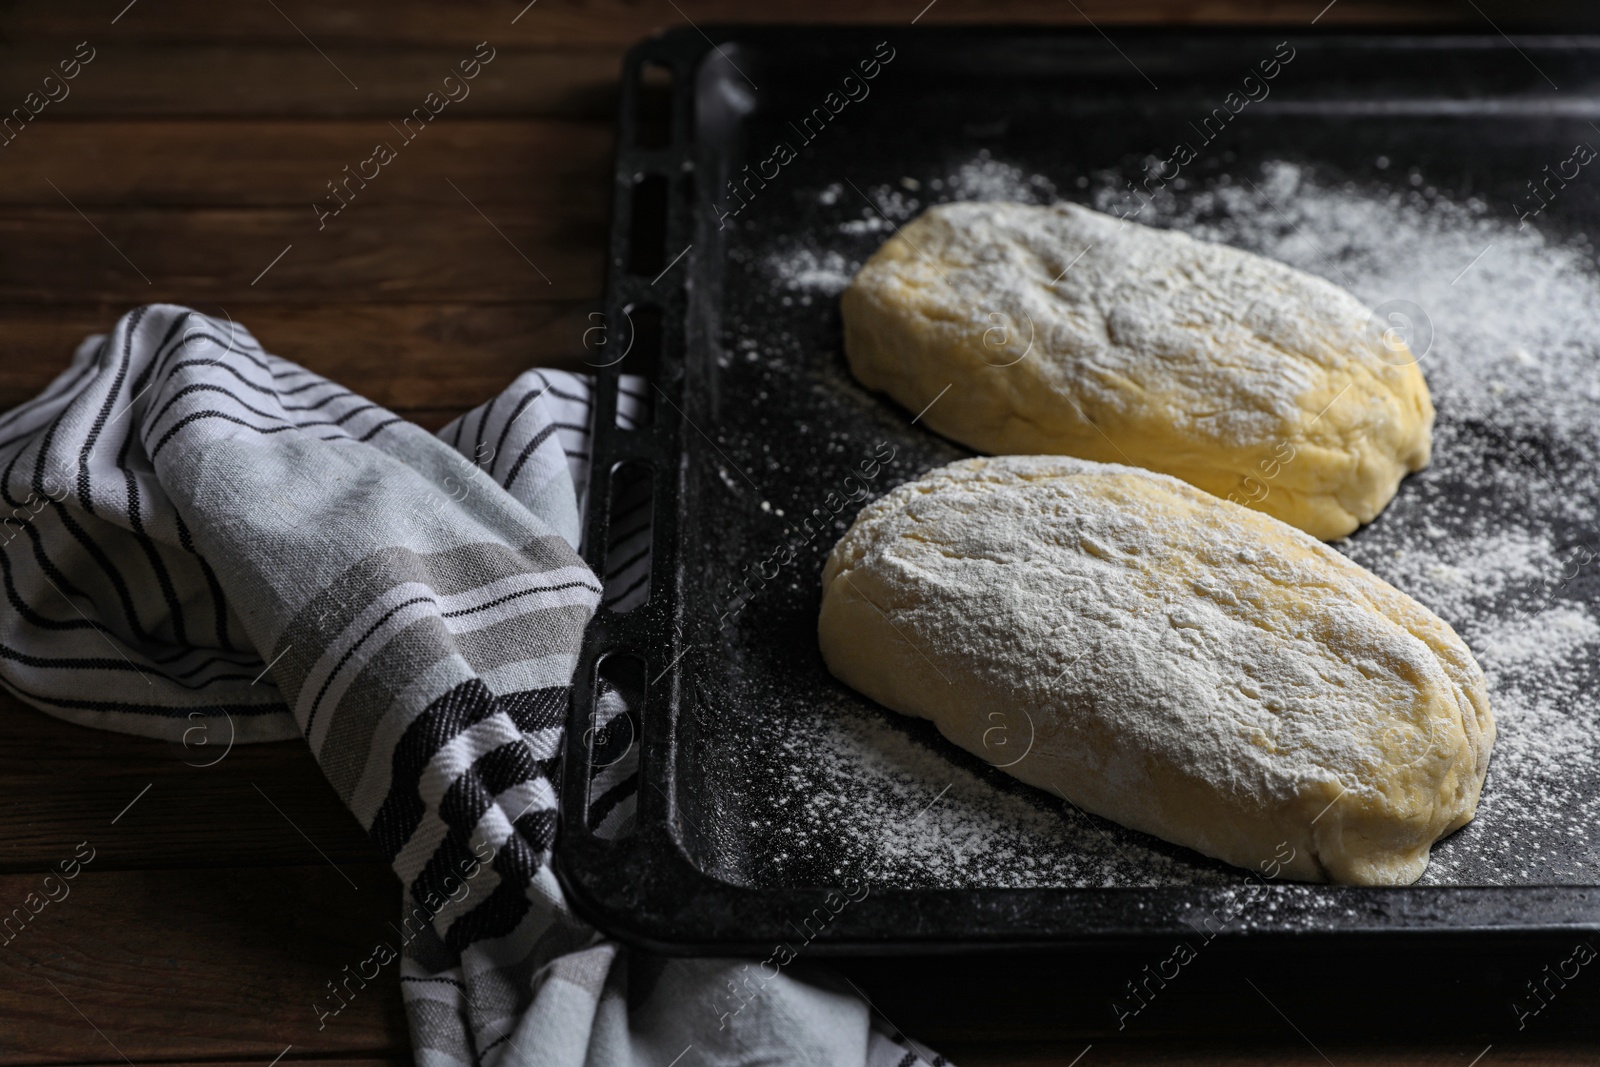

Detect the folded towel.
xmin=0 ymin=305 xmax=946 ymax=1067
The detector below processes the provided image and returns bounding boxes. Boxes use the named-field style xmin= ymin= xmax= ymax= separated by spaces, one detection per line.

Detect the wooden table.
xmin=1 ymin=2 xmax=1596 ymax=1064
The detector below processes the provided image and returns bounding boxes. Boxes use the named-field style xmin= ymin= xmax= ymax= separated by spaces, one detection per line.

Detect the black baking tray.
xmin=556 ymin=26 xmax=1600 ymax=953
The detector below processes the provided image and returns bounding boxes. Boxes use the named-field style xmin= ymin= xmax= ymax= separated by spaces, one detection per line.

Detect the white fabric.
xmin=0 ymin=305 xmax=947 ymax=1067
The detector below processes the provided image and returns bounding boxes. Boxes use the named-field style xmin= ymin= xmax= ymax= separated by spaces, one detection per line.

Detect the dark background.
xmin=1 ymin=2 xmax=1598 ymax=1064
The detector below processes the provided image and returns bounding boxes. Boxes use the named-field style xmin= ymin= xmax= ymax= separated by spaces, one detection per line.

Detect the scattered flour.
xmin=775 ymin=696 xmax=1235 ymax=888
xmin=755 ymin=155 xmax=1600 ymax=889
xmin=767 ymin=247 xmax=854 ymax=296
xmin=936 ymin=150 xmax=1057 ymax=203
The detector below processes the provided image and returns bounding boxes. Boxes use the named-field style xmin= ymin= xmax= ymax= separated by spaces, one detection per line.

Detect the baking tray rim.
xmin=552 ymin=23 xmax=1600 ymax=955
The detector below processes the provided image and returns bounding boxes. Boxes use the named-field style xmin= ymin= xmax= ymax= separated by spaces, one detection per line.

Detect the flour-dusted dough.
xmin=818 ymin=456 xmax=1493 ymax=886
xmin=841 ymin=202 xmax=1435 ymax=540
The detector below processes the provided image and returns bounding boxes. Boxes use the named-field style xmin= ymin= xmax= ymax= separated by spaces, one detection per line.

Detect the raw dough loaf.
xmin=817 ymin=455 xmax=1493 ymax=885
xmin=841 ymin=201 xmax=1435 ymax=540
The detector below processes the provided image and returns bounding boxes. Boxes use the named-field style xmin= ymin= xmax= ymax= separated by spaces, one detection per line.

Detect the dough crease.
xmin=842 ymin=202 xmax=1436 ymax=539
xmin=818 ymin=456 xmax=1493 ymax=886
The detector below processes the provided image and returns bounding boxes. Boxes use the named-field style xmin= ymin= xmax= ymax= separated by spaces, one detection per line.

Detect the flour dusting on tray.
xmin=759 ymin=157 xmax=1600 ymax=890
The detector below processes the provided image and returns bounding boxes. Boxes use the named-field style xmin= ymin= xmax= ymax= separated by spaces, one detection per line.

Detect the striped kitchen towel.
xmin=0 ymin=305 xmax=946 ymax=1067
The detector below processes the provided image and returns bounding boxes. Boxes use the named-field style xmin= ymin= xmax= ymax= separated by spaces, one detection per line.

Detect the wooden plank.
xmin=0 ymin=120 xmax=613 ymax=208
xmin=0 ymin=0 xmax=1466 ymax=124
xmin=0 ymin=0 xmax=1463 ymax=49
xmin=0 ymin=302 xmax=607 ymax=422
xmin=0 ymin=205 xmax=606 ymax=303
xmin=5 ymin=863 xmax=1591 ymax=1067
xmin=0 ymin=859 xmax=1593 ymax=1067
xmin=941 ymin=1045 xmax=1600 ymax=1066
xmin=0 ymin=718 xmax=1593 ymax=1064
xmin=0 ymin=864 xmax=407 ymax=1063
xmin=0 ymin=43 xmax=619 ymax=119
xmin=69 ymin=1061 xmax=407 ymax=1067
xmin=0 ymin=694 xmax=384 ymax=872
xmin=0 ymin=4 xmax=1584 ymax=1066
xmin=35 ymin=1062 xmax=406 ymax=1067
